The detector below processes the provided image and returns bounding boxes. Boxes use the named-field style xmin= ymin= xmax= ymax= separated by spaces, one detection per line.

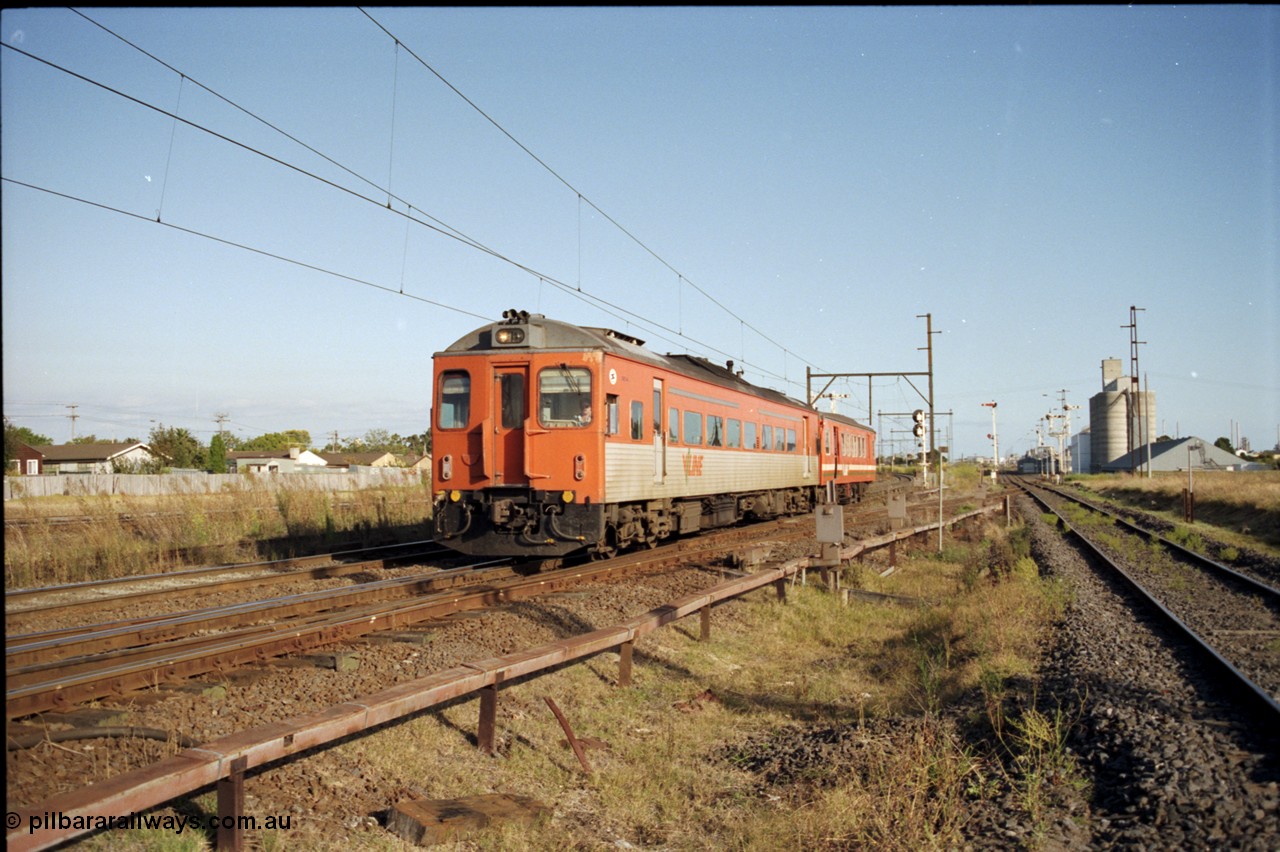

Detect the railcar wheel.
xmin=590 ymin=527 xmax=620 ymax=560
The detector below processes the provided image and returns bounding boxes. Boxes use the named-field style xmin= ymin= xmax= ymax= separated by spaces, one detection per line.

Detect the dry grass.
xmin=275 ymin=518 xmax=1073 ymax=850
xmin=1071 ymin=470 xmax=1280 ymax=554
xmin=3 ymin=485 xmax=434 ymax=589
xmin=30 ymin=501 xmax=1077 ymax=851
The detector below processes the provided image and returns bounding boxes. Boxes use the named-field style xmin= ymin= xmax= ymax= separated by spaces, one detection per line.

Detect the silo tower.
xmin=1089 ymin=358 xmax=1156 ymax=472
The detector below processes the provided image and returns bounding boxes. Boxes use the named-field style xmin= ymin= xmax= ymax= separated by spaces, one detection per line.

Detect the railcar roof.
xmin=439 ymin=314 xmax=873 ymax=433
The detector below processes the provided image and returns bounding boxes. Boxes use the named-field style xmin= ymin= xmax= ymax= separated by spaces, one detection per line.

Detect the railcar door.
xmin=493 ymin=366 xmax=528 ymax=485
xmin=653 ymin=378 xmax=665 ymax=484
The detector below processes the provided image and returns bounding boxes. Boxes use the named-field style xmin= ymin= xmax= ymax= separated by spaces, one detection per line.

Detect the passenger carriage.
xmin=431 ymin=311 xmax=875 ymax=559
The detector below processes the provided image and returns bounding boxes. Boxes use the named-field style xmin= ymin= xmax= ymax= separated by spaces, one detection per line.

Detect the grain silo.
xmin=1089 ymin=358 xmax=1156 ymax=472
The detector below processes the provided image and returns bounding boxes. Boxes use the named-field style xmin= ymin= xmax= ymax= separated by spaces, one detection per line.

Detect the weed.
xmin=4 ymin=482 xmax=433 ymax=587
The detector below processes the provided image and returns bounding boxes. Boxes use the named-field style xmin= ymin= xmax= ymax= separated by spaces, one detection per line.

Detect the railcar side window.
xmin=684 ymin=411 xmax=703 ymax=446
xmin=774 ymin=428 xmax=786 ymax=451
xmin=744 ymin=422 xmax=757 ymax=450
xmin=824 ymin=427 xmax=832 ymax=455
xmin=538 ymin=366 xmax=592 ymax=428
xmin=631 ymin=401 xmax=644 ymax=440
xmin=761 ymin=425 xmax=773 ymax=452
xmin=438 ymin=372 xmax=471 ymax=429
xmin=726 ymin=419 xmax=741 ymax=448
xmin=668 ymin=407 xmax=680 ymax=443
xmin=707 ymin=416 xmax=724 ymax=447
xmin=786 ymin=428 xmax=797 ymax=453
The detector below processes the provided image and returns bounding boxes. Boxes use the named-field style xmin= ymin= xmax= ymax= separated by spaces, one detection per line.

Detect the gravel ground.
xmin=707 ymin=493 xmax=1280 ymax=850
xmin=1014 ymin=493 xmax=1280 ymax=849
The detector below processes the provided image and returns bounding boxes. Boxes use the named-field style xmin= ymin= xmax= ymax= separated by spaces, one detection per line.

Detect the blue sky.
xmin=3 ymin=7 xmax=1277 ymax=458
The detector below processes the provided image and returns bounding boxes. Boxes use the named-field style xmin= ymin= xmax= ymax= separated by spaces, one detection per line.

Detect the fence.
xmin=3 ymin=469 xmax=428 ymax=501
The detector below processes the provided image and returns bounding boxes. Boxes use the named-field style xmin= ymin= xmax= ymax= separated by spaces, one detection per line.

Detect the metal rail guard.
xmin=7 ymin=499 xmax=1004 ymax=851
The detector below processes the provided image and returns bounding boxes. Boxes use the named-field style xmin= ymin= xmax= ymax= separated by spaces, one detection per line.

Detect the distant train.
xmin=431 ymin=311 xmax=876 ymax=560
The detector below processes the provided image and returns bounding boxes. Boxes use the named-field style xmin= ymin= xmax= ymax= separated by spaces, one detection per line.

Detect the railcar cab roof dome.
xmin=439 ymin=313 xmax=650 ymax=357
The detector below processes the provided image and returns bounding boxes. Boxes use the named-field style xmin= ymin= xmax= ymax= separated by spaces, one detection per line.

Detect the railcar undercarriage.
xmin=435 ymin=482 xmax=863 ymax=561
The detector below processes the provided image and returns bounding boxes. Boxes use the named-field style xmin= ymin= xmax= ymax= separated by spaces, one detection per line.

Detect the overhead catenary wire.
xmin=357 ymin=8 xmax=814 ymax=374
xmin=4 ymin=15 xmax=862 ymax=407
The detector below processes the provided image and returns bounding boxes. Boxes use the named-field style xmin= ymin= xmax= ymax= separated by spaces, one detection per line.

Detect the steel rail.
xmin=1013 ymin=478 xmax=1280 ymax=724
xmin=1022 ymin=478 xmax=1280 ymax=600
xmin=6 ymin=562 xmax=517 ymax=668
xmin=9 ymin=497 xmax=999 ymax=717
xmin=6 ymin=498 xmax=1005 ymax=852
xmin=4 ymin=539 xmax=449 ymax=616
xmin=3 ymin=519 xmax=816 ymax=719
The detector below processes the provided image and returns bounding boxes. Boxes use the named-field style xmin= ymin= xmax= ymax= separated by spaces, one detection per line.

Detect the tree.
xmin=241 ymin=430 xmax=312 ymax=452
xmin=360 ymin=429 xmax=412 ymax=455
xmin=207 ymin=433 xmax=228 ymax=474
xmin=1214 ymin=436 xmax=1235 ymax=455
xmin=148 ymin=424 xmax=205 ymax=470
xmin=403 ymin=430 xmax=432 ymax=456
xmin=4 ymin=422 xmax=53 ymax=471
xmin=69 ymin=434 xmax=103 ymax=445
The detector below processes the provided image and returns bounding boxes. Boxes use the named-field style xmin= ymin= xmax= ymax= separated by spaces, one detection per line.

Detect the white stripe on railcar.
xmin=604 ymin=443 xmax=814 ymax=503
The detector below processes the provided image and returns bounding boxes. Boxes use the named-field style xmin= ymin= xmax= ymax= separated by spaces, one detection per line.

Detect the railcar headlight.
xmin=495 ymin=327 xmax=525 ymax=345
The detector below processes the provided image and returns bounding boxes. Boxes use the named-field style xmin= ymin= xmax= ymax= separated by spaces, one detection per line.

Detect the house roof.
xmin=319 ymin=451 xmax=395 ymax=466
xmin=1100 ymin=436 xmax=1247 ymax=472
xmin=30 ymin=442 xmax=150 ymax=462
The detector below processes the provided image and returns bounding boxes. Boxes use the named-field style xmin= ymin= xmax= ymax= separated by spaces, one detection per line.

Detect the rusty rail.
xmin=7 ymin=500 xmax=1003 ymax=851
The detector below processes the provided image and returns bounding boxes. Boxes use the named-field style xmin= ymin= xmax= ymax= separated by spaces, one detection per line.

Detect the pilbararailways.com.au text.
xmin=18 ymin=811 xmax=293 ymax=834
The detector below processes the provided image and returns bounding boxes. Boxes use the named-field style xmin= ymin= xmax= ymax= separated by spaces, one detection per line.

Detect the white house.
xmin=226 ymin=448 xmax=328 ymax=473
xmin=19 ymin=442 xmax=156 ymax=475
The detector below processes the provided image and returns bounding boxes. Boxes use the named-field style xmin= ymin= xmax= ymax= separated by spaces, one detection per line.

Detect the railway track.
xmin=7 ymin=488 xmax=1009 ymax=852
xmin=4 ymin=485 xmax=959 ymax=722
xmin=4 ymin=540 xmax=460 ymax=625
xmin=1012 ymin=476 xmax=1280 ymax=723
xmin=4 ymin=516 xmax=823 ymax=720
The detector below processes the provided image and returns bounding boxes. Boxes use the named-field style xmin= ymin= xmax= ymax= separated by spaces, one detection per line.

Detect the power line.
xmin=2 ymin=24 xmax=834 ymax=399
xmin=357 ymin=9 xmax=814 ymax=372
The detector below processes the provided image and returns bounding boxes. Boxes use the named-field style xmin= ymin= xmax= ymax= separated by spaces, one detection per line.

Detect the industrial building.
xmin=1100 ymin=437 xmax=1264 ymax=473
xmin=1088 ymin=358 xmax=1156 ymax=473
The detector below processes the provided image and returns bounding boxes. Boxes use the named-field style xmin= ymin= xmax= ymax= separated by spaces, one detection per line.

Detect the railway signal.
xmin=981 ymin=402 xmax=998 ymax=481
